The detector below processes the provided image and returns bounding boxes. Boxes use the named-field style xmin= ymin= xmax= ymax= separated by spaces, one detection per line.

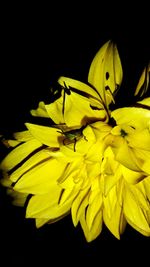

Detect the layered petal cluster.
xmin=0 ymin=41 xmax=150 ymax=241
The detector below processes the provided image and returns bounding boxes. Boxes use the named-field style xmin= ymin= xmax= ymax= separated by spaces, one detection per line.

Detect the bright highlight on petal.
xmin=0 ymin=40 xmax=150 ymax=242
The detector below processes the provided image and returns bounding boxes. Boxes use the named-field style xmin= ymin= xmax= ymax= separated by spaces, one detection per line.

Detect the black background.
xmin=0 ymin=4 xmax=149 ymax=265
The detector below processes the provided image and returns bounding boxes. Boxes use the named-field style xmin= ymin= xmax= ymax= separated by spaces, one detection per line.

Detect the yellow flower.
xmin=0 ymin=41 xmax=150 ymax=241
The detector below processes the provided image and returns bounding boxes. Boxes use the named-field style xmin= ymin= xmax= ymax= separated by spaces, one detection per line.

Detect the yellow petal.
xmin=129 ymin=183 xmax=150 ymax=211
xmin=3 ymin=139 xmax=21 ymax=148
xmin=134 ymin=63 xmax=150 ymax=97
xmin=0 ymin=139 xmax=43 ymax=171
xmin=88 ymin=177 xmax=101 ymax=204
xmin=45 ymin=97 xmax=65 ymax=124
xmin=123 ymin=186 xmax=150 ymax=234
xmin=57 ymin=159 xmax=84 ymax=186
xmin=35 ymin=218 xmax=51 ymax=228
xmin=103 ymin=185 xmax=118 ymax=219
xmin=85 ymin=141 xmax=105 ymax=162
xmin=86 ymin=193 xmax=102 ymax=230
xmin=122 ymin=165 xmax=146 ymax=184
xmin=138 ymin=97 xmax=150 ymax=106
xmin=125 ymin=217 xmax=150 ymax=237
xmin=58 ymin=76 xmax=100 ymax=100
xmin=58 ymin=187 xmax=78 ymax=205
xmin=14 ymin=159 xmax=67 ymax=194
xmin=71 ymin=188 xmax=90 ymax=226
xmin=103 ymin=196 xmax=126 ymax=239
xmin=91 ymin=121 xmax=112 ymax=140
xmin=30 ymin=101 xmax=49 ymax=118
xmin=86 ymin=163 xmax=101 ymax=179
xmin=88 ymin=40 xmax=123 ymax=107
xmin=10 ymin=149 xmax=52 ymax=183
xmin=112 ymin=102 xmax=150 ymax=130
xmin=143 ymin=176 xmax=150 ymax=201
xmin=13 ymin=130 xmax=33 ymax=142
xmin=25 ymin=123 xmax=62 ymax=147
xmin=80 ymin=209 xmax=103 ymax=242
xmin=132 ymin=148 xmax=150 ymax=174
xmin=112 ymin=139 xmax=142 ymax=172
xmin=26 ymin=186 xmax=72 ymax=219
xmin=128 ymin=128 xmax=150 ymax=150
xmin=62 ymin=91 xmax=107 ymax=127
xmin=103 ymin=168 xmax=122 ymax=196
xmin=7 ymin=188 xmax=28 ymax=207
xmin=101 ymin=146 xmax=122 ymax=195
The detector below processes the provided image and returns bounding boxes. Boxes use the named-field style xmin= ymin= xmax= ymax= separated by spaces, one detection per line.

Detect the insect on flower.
xmin=55 ymin=124 xmax=88 ymax=152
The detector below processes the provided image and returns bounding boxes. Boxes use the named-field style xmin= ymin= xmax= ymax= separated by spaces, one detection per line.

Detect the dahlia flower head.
xmin=0 ymin=40 xmax=150 ymax=241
